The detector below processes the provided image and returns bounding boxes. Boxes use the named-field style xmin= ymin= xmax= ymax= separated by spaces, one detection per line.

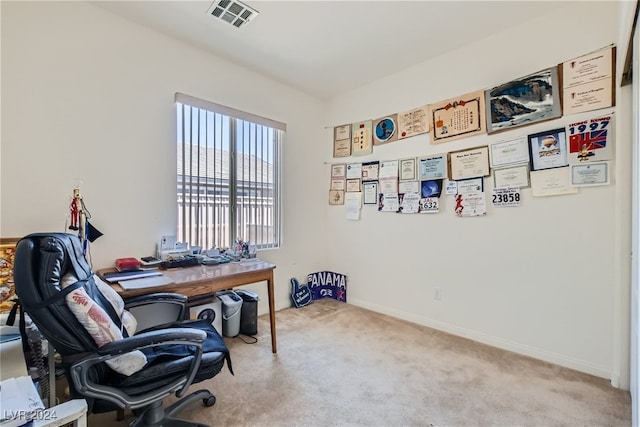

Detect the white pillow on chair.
xmin=61 ymin=274 xmax=147 ymax=376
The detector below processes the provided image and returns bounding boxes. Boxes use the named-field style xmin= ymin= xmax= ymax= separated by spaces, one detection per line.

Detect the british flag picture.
xmin=566 ymin=114 xmax=614 ymax=164
xmin=569 ymin=128 xmax=608 ymax=153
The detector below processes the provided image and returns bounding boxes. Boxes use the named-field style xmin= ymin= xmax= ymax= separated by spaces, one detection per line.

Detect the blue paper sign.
xmin=307 ymin=271 xmax=347 ymax=303
xmin=290 ymin=277 xmax=312 ymax=308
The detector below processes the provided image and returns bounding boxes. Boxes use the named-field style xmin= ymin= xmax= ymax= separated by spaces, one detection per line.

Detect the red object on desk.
xmin=115 ymin=257 xmax=141 ymax=272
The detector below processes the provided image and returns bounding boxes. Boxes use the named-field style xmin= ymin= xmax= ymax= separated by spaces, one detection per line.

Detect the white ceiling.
xmin=93 ymin=1 xmax=572 ymax=100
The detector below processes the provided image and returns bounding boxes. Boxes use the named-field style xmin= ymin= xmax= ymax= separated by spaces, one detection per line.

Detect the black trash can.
xmin=236 ymin=290 xmax=259 ymax=336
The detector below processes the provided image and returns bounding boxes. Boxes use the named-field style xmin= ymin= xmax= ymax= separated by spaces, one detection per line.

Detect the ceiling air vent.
xmin=207 ymin=0 xmax=259 ymax=29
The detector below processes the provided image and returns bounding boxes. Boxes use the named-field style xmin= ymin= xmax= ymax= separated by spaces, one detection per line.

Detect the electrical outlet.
xmin=434 ymin=287 xmax=442 ymax=300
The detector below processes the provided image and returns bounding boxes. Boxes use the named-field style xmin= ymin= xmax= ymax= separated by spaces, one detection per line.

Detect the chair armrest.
xmin=69 ymin=328 xmax=206 ymax=410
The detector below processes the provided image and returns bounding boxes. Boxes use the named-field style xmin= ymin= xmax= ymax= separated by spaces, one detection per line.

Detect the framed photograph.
xmin=528 ymin=128 xmax=568 ymax=171
xmin=399 ymin=158 xmax=417 ymax=181
xmin=485 ymin=66 xmax=562 ymax=134
xmin=363 ymin=181 xmax=378 ymax=205
xmin=0 ymin=238 xmax=20 ymax=313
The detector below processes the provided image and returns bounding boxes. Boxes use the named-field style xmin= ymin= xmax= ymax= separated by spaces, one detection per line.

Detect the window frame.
xmin=175 ymin=93 xmax=285 ymax=250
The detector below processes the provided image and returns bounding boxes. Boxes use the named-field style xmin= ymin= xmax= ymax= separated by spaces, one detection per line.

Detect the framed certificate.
xmin=530 ymin=167 xmax=578 ymax=197
xmin=399 ymin=158 xmax=417 ymax=181
xmin=528 ymin=128 xmax=568 ymax=171
xmin=493 ymin=164 xmax=530 ymax=188
xmin=346 ymin=178 xmax=361 ymax=192
xmin=429 ymin=90 xmax=486 ymax=143
xmin=418 ymin=154 xmax=447 ymax=180
xmin=397 ymin=106 xmax=429 ymax=140
xmin=449 ymin=146 xmax=490 ymax=180
xmin=331 ymin=163 xmax=346 ymax=178
xmin=333 ymin=124 xmax=351 ymax=158
xmin=570 ymin=162 xmax=610 ymax=187
xmin=562 ymin=46 xmax=615 ymax=115
xmin=330 ymin=179 xmax=346 ymax=191
xmin=363 ymin=181 xmax=378 ymax=205
xmin=489 ymin=137 xmax=529 ymax=168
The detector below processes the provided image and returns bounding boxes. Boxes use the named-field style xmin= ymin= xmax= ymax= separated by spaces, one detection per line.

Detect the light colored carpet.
xmin=88 ymin=299 xmax=630 ymax=426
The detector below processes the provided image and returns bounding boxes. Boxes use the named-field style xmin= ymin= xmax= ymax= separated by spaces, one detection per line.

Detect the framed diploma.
xmin=562 ymin=46 xmax=615 ymax=115
xmin=373 ymin=114 xmax=398 ymax=145
xmin=418 ymin=154 xmax=447 ymax=180
xmin=397 ymin=106 xmax=429 ymax=140
xmin=485 ymin=67 xmax=562 ymax=134
xmin=530 ymin=167 xmax=578 ymax=197
xmin=399 ymin=158 xmax=417 ymax=181
xmin=330 ymin=179 xmax=346 ymax=191
xmin=351 ymin=121 xmax=373 ymax=156
xmin=329 ymin=190 xmax=345 ymax=205
xmin=489 ymin=137 xmax=529 ymax=168
xmin=333 ymin=124 xmax=352 ymax=158
xmin=363 ymin=181 xmax=378 ymax=205
xmin=566 ymin=113 xmax=614 ymax=164
xmin=528 ymin=128 xmax=568 ymax=171
xmin=429 ymin=90 xmax=486 ymax=143
xmin=331 ymin=163 xmax=346 ymax=178
xmin=449 ymin=146 xmax=490 ymax=180
xmin=570 ymin=162 xmax=610 ymax=187
xmin=493 ymin=164 xmax=530 ymax=189
xmin=346 ymin=178 xmax=361 ymax=192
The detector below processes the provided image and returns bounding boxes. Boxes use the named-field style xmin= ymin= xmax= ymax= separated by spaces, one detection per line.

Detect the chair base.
xmin=129 ymin=389 xmax=215 ymax=427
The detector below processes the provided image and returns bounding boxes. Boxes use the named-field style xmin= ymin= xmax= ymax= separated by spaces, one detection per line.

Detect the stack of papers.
xmin=0 ymin=376 xmax=45 ymax=427
xmin=118 ymin=275 xmax=174 ymax=290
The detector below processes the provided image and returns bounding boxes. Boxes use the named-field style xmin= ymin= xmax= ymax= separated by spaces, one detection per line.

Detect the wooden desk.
xmin=100 ymin=261 xmax=277 ymax=353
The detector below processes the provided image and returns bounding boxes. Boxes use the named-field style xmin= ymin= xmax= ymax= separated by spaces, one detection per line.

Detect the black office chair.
xmin=11 ymin=232 xmax=232 ymax=427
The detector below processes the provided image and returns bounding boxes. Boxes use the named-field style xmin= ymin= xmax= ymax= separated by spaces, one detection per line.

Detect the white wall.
xmin=325 ymin=1 xmax=631 ymax=383
xmin=0 ymin=1 xmax=328 ymax=312
xmin=1 ymin=0 xmax=634 ymax=387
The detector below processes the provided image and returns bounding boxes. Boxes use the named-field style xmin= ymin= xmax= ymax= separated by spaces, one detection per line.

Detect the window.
xmin=175 ymin=93 xmax=284 ymax=250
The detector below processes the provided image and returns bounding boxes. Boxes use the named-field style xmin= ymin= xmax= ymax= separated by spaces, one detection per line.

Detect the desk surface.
xmin=98 ymin=261 xmax=278 ymax=353
xmin=99 ymin=261 xmax=275 ymax=298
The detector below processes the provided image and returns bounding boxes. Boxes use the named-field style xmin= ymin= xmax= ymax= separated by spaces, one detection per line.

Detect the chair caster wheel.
xmin=203 ymin=395 xmax=216 ymax=407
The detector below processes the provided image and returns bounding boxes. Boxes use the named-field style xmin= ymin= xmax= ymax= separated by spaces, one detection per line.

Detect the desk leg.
xmin=267 ymin=270 xmax=277 ymax=353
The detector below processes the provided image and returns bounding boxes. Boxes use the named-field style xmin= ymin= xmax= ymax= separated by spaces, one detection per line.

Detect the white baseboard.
xmin=348 ymin=297 xmax=613 ymax=381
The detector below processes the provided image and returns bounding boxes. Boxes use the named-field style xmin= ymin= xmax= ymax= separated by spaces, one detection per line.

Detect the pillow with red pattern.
xmin=61 ymin=273 xmax=147 ymax=376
